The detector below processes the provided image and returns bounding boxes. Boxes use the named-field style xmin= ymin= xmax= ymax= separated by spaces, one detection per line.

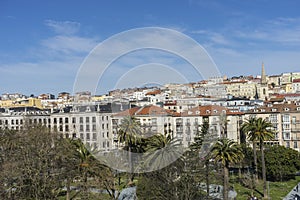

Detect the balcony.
xmin=291 ymin=136 xmax=300 ymax=140
xmin=176 ymin=128 xmax=183 ymax=134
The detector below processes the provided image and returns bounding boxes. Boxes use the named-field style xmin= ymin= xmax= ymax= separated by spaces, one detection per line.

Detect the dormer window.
xmin=195 ymin=111 xmax=200 ymax=115
xmin=271 ymin=108 xmax=277 ymax=112
xmin=86 ymin=106 xmax=91 ymax=112
xmin=297 ymin=107 xmax=300 ymax=111
xmin=284 ymin=107 xmax=290 ymax=111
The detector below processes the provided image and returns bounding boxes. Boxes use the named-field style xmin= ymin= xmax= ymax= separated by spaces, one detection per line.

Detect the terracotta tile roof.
xmin=113 ymin=106 xmax=140 ymax=117
xmin=113 ymin=105 xmax=176 ymax=117
xmin=181 ymin=105 xmax=243 ymax=116
xmin=145 ymin=90 xmax=161 ymax=95
xmin=247 ymin=102 xmax=300 ymax=114
xmin=293 ymin=78 xmax=300 ymax=83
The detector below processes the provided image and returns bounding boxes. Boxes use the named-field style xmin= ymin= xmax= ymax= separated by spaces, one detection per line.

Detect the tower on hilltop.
xmin=261 ymin=62 xmax=267 ymax=84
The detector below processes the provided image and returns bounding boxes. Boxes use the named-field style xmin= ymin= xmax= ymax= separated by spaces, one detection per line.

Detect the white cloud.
xmin=235 ymin=17 xmax=300 ymax=44
xmin=41 ymin=35 xmax=99 ymax=54
xmin=45 ymin=20 xmax=81 ymax=35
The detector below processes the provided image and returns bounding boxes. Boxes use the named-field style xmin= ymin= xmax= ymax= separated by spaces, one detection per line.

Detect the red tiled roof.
xmin=114 ymin=105 xmax=175 ymax=117
xmin=181 ymin=105 xmax=243 ymax=116
xmin=145 ymin=90 xmax=161 ymax=95
xmin=293 ymin=79 xmax=300 ymax=83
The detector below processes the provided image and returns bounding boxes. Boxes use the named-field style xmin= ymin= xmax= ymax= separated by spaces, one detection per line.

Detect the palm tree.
xmin=211 ymin=138 xmax=244 ymax=200
xmin=71 ymin=139 xmax=97 ymax=198
xmin=241 ymin=117 xmax=259 ymax=182
xmin=253 ymin=118 xmax=274 ymax=199
xmin=241 ymin=117 xmax=274 ymax=198
xmin=219 ymin=112 xmax=229 ymax=138
xmin=143 ymin=133 xmax=182 ymax=171
xmin=117 ymin=116 xmax=142 ymax=181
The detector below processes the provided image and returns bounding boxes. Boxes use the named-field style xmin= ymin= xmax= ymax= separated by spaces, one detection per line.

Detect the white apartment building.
xmin=50 ymin=104 xmax=113 ymax=151
xmin=245 ymin=102 xmax=300 ymax=152
xmin=111 ymin=104 xmax=244 ymax=148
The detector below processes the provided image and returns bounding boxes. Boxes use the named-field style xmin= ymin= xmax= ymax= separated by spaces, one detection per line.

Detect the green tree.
xmin=211 ymin=138 xmax=244 ymax=200
xmin=255 ymin=118 xmax=274 ymax=198
xmin=0 ymin=125 xmax=78 ymax=199
xmin=143 ymin=133 xmax=182 ymax=171
xmin=117 ymin=116 xmax=142 ymax=181
xmin=242 ymin=117 xmax=274 ymax=199
xmin=261 ymin=145 xmax=300 ymax=181
xmin=70 ymin=139 xmax=99 ymax=199
xmin=241 ymin=117 xmax=259 ymax=182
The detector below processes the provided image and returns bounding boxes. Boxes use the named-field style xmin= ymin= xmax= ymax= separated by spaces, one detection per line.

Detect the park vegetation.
xmin=0 ymin=116 xmax=299 ymax=199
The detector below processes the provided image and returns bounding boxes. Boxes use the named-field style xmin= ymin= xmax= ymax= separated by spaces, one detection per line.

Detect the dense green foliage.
xmin=258 ymin=145 xmax=300 ymax=181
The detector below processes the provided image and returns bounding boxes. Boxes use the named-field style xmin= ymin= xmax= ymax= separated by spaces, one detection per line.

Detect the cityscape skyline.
xmin=1 ymin=1 xmax=300 ymax=95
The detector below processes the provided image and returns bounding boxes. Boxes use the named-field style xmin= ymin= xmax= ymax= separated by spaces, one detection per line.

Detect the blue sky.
xmin=1 ymin=0 xmax=300 ymax=95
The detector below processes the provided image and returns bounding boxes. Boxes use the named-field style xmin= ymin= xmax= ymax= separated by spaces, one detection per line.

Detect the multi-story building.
xmin=49 ymin=104 xmax=113 ymax=151
xmin=0 ymin=107 xmax=51 ymax=131
xmin=292 ymin=79 xmax=300 ymax=93
xmin=111 ymin=105 xmax=175 ymax=147
xmin=0 ymin=103 xmax=117 ymax=152
xmin=245 ymin=102 xmax=300 ymax=152
xmin=112 ymin=104 xmax=244 ymax=147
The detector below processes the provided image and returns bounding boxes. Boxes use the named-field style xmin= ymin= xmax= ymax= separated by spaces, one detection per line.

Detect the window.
xmin=92 ymin=124 xmax=96 ymax=131
xmin=72 ymin=117 xmax=76 ymax=123
xmin=86 ymin=117 xmax=89 ymax=123
xmin=294 ymin=141 xmax=298 ymax=149
xmin=282 ymin=115 xmax=290 ymax=123
xmin=86 ymin=125 xmax=90 ymax=131
xmin=80 ymin=133 xmax=84 ymax=139
xmin=92 ymin=133 xmax=97 ymax=141
xmin=283 ymin=132 xmax=290 ymax=140
xmin=292 ymin=116 xmax=296 ymax=124
xmin=283 ymin=124 xmax=290 ymax=130
xmin=80 ymin=117 xmax=83 ymax=123
xmin=270 ymin=114 xmax=277 ymax=122
xmin=80 ymin=125 xmax=83 ymax=131
xmin=65 ymin=125 xmax=69 ymax=132
xmin=86 ymin=133 xmax=90 ymax=140
xmin=92 ymin=117 xmax=96 ymax=123
xmin=65 ymin=118 xmax=69 ymax=123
